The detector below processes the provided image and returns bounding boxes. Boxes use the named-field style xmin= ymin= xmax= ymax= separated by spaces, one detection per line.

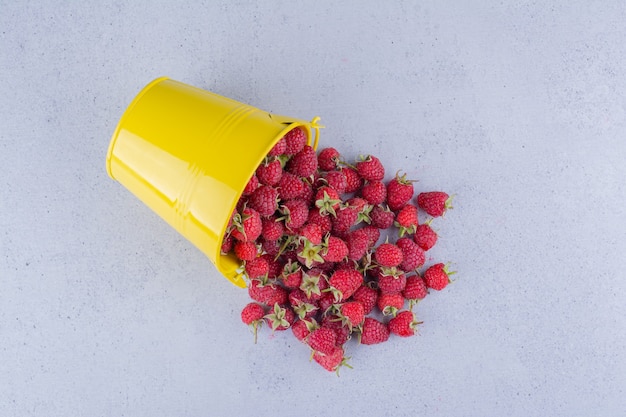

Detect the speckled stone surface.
xmin=1 ymin=2 xmax=625 ymax=416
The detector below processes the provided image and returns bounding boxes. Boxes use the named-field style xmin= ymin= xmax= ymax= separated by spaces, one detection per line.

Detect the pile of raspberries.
xmin=222 ymin=127 xmax=455 ymax=373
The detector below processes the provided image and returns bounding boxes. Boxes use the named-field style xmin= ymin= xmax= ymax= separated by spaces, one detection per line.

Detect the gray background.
xmin=2 ymin=1 xmax=625 ymax=416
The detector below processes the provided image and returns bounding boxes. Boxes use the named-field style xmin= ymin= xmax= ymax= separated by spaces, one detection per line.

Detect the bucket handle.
xmin=309 ymin=116 xmax=323 ymax=149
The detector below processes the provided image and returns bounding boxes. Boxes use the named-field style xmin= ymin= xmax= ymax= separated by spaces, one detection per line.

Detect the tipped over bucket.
xmin=107 ymin=77 xmax=321 ymax=287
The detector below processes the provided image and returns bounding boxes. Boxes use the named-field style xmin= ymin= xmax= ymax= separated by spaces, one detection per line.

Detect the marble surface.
xmin=1 ymin=1 xmax=625 ymax=416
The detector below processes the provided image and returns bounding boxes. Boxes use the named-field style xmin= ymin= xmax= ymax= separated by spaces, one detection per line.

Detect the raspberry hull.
xmin=223 ymin=127 xmax=456 ymax=373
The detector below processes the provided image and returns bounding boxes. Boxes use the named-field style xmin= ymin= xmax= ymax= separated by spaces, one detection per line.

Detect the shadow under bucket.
xmin=106 ymin=77 xmax=321 ymax=287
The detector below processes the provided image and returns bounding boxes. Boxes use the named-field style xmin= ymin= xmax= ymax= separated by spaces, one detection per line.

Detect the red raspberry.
xmin=268 ymin=136 xmax=287 ymax=157
xmin=360 ymin=317 xmax=390 ymax=345
xmin=395 ymin=204 xmax=418 ymax=237
xmin=291 ymin=319 xmax=312 ymax=342
xmin=220 ymin=234 xmax=233 ymax=254
xmin=318 ymin=292 xmax=336 ymax=314
xmin=242 ymin=174 xmax=259 ymax=196
xmin=313 ymin=346 xmax=349 ymax=373
xmin=287 ymin=145 xmax=318 ymax=178
xmin=307 ymin=327 xmax=338 ymax=355
xmin=317 ymin=147 xmax=341 ymax=171
xmin=299 ymin=222 xmax=323 ymax=245
xmin=277 ymin=172 xmax=306 ymax=200
xmin=288 ymin=288 xmax=318 ymax=319
xmin=360 ymin=225 xmax=380 ymax=248
xmin=261 ymin=216 xmax=284 ymax=241
xmin=256 ymin=157 xmax=283 ymax=186
xmin=388 ymin=310 xmax=420 ymax=337
xmin=300 ymin=268 xmax=328 ymax=301
xmin=283 ymin=127 xmax=307 ymax=156
xmin=337 ymin=301 xmax=365 ymax=330
xmin=374 ymin=242 xmax=403 ymax=268
xmin=328 ymin=268 xmax=363 ymax=302
xmin=403 ymin=274 xmax=428 ymax=306
xmin=321 ymin=315 xmax=351 ymax=345
xmin=417 ymin=191 xmax=453 ymax=217
xmin=315 ymin=186 xmax=342 ymax=217
xmin=341 ymin=166 xmax=363 ymax=194
xmin=306 ymin=207 xmax=333 ymax=235
xmin=415 ymin=222 xmax=438 ymax=251
xmin=322 ymin=170 xmax=347 ymax=194
xmin=377 ymin=271 xmax=407 ymax=295
xmin=241 ymin=302 xmax=266 ymax=343
xmin=234 ymin=241 xmax=258 ymax=261
xmin=352 ymin=285 xmax=378 ymax=314
xmin=346 ymin=228 xmax=369 ymax=261
xmin=361 ymin=180 xmax=387 ymax=205
xmin=386 ymin=172 xmax=415 ymax=211
xmin=376 ymin=293 xmax=405 ymax=316
xmin=279 ymin=198 xmax=309 ymax=230
xmin=396 ymin=237 xmax=425 ymax=271
xmin=230 ymin=207 xmax=262 ymax=242
xmin=244 ymin=256 xmax=269 ymax=279
xmin=332 ymin=206 xmax=358 ymax=237
xmin=356 ymin=155 xmax=385 ymax=181
xmin=370 ymin=204 xmax=395 ymax=229
xmin=260 ymin=254 xmax=283 ymax=279
xmin=322 ymin=236 xmax=349 ymax=263
xmin=424 ymin=263 xmax=455 ymax=290
xmin=249 ymin=185 xmax=279 ymax=217
xmin=248 ymin=279 xmax=287 ymax=306
xmin=260 ymin=238 xmax=280 ymax=257
xmin=281 ymin=260 xmax=303 ymax=289
xmin=264 ymin=303 xmax=295 ymax=331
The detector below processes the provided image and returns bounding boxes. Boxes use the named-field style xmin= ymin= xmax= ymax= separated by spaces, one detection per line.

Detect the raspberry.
xmin=277 ymin=172 xmax=306 ymax=200
xmin=317 ymin=147 xmax=341 ymax=171
xmin=242 ymin=174 xmax=259 ymax=196
xmin=261 ymin=216 xmax=285 ymax=241
xmin=248 ymin=279 xmax=287 ymax=306
xmin=279 ymin=198 xmax=309 ymax=230
xmin=376 ymin=293 xmax=405 ymax=316
xmin=241 ymin=302 xmax=266 ymax=343
xmin=256 ymin=157 xmax=283 ymax=186
xmin=230 ymin=207 xmax=262 ymax=242
xmin=315 ymin=186 xmax=342 ymax=217
xmin=415 ymin=222 xmax=438 ymax=251
xmin=291 ymin=319 xmax=313 ymax=342
xmin=268 ymin=137 xmax=287 ymax=156
xmin=322 ymin=236 xmax=349 ymax=263
xmin=346 ymin=228 xmax=369 ymax=261
xmin=306 ymin=207 xmax=333 ymax=235
xmin=234 ymin=241 xmax=258 ymax=261
xmin=388 ymin=310 xmax=420 ymax=337
xmin=370 ymin=204 xmax=395 ymax=229
xmin=332 ymin=206 xmax=358 ymax=237
xmin=283 ymin=127 xmax=307 ymax=156
xmin=313 ymin=346 xmax=350 ymax=373
xmin=264 ymin=303 xmax=295 ymax=331
xmin=299 ymin=222 xmax=323 ymax=245
xmin=360 ymin=317 xmax=389 ymax=345
xmin=307 ymin=327 xmax=337 ymax=355
xmin=374 ymin=242 xmax=403 ymax=268
xmin=361 ymin=180 xmax=387 ymax=205
xmin=402 ymin=274 xmax=428 ymax=306
xmin=377 ymin=271 xmax=407 ymax=295
xmin=386 ymin=172 xmax=415 ymax=211
xmin=356 ymin=155 xmax=385 ymax=181
xmin=244 ymin=256 xmax=269 ymax=279
xmin=328 ymin=268 xmax=363 ymax=302
xmin=341 ymin=167 xmax=363 ymax=194
xmin=249 ymin=185 xmax=279 ymax=217
xmin=417 ymin=192 xmax=453 ymax=217
xmin=287 ymin=145 xmax=318 ymax=178
xmin=322 ymin=170 xmax=347 ymax=194
xmin=394 ymin=204 xmax=418 ymax=237
xmin=352 ymin=285 xmax=378 ymax=315
xmin=396 ymin=237 xmax=425 ymax=271
xmin=360 ymin=225 xmax=380 ymax=248
xmin=423 ymin=263 xmax=455 ymax=291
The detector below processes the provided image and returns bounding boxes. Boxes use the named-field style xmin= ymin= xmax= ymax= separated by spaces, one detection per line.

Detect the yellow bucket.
xmin=106 ymin=77 xmax=321 ymax=287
